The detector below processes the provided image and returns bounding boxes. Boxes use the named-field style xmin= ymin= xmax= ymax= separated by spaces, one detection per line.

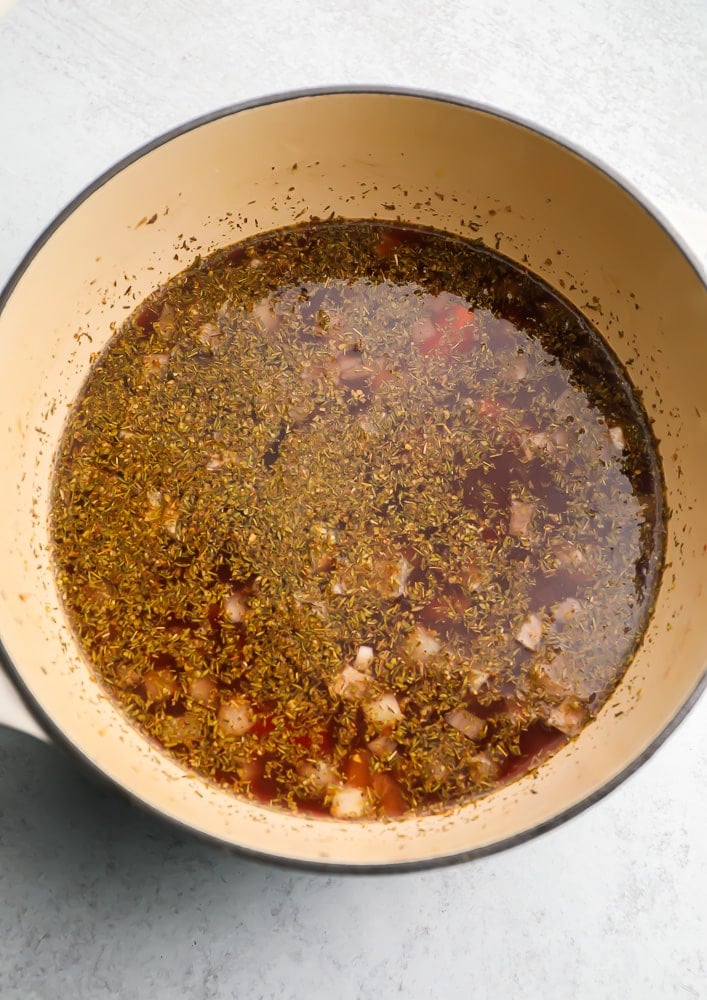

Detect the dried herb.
xmin=50 ymin=221 xmax=664 ymax=820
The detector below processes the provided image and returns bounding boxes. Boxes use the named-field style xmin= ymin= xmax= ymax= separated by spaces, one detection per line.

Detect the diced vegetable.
xmin=344 ymin=751 xmax=372 ymax=788
xmin=189 ymin=675 xmax=219 ymax=706
xmin=514 ymin=613 xmax=543 ymax=651
xmin=223 ymin=591 xmax=249 ymax=624
xmin=367 ymin=734 xmax=398 ymax=759
xmin=331 ymin=666 xmax=370 ymax=700
xmin=405 ymin=625 xmax=441 ymax=663
xmin=532 ymin=654 xmax=577 ymax=698
xmin=252 ymin=299 xmax=279 ymax=332
xmin=372 ymin=773 xmax=407 ymax=817
xmin=198 ymin=322 xmax=222 ymax=349
xmin=545 ymin=697 xmax=589 ymax=737
xmin=142 ymin=352 xmax=170 ymax=374
xmin=217 ymin=698 xmax=255 ymax=737
xmin=159 ymin=711 xmax=203 ymax=746
xmin=329 ymin=785 xmax=369 ymax=819
xmin=297 ymin=759 xmax=338 ymax=794
xmin=551 ymin=597 xmax=582 ymax=624
xmin=609 ymin=425 xmax=625 ymax=451
xmin=363 ymin=692 xmax=403 ymax=727
xmin=144 ymin=669 xmax=178 ymax=702
xmin=354 ymin=644 xmax=375 ymax=671
xmin=444 ymin=707 xmax=485 ymax=740
xmin=509 ymin=500 xmax=536 ymax=539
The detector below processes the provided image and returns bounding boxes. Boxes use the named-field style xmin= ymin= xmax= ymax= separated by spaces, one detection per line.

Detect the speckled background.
xmin=0 ymin=2 xmax=705 ymax=998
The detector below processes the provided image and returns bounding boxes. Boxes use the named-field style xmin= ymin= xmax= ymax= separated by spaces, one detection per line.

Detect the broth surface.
xmin=50 ymin=221 xmax=664 ymax=819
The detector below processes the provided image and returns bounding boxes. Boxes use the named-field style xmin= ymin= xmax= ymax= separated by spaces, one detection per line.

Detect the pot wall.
xmin=0 ymin=92 xmax=705 ymax=866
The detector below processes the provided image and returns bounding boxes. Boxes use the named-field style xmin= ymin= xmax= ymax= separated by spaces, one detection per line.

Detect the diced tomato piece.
xmin=135 ymin=301 xmax=160 ymax=332
xmin=476 ymin=397 xmax=507 ymax=421
xmin=417 ymin=299 xmax=478 ymax=357
xmin=344 ymin=750 xmax=372 ymax=788
xmin=420 ymin=586 xmax=472 ymax=627
xmin=446 ymin=303 xmax=476 ymax=332
xmin=313 ymin=728 xmax=334 ymax=755
xmin=372 ymin=772 xmax=407 ymax=817
xmin=371 ymin=368 xmax=395 ymax=390
xmin=418 ymin=324 xmax=443 ymax=355
xmin=374 ymin=231 xmax=402 ymax=258
xmin=250 ymin=712 xmax=275 ymax=738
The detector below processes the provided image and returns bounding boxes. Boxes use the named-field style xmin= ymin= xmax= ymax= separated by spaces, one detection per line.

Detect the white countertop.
xmin=0 ymin=2 xmax=705 ymax=998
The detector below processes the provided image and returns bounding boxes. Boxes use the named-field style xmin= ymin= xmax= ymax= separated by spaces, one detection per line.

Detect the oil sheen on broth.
xmin=51 ymin=222 xmax=664 ymax=820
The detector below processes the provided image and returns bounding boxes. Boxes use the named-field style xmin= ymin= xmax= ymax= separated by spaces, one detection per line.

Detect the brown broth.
xmin=50 ymin=221 xmax=665 ymax=819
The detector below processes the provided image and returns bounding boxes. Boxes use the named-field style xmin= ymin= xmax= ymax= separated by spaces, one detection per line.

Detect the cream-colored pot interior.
xmin=0 ymin=91 xmax=705 ymax=868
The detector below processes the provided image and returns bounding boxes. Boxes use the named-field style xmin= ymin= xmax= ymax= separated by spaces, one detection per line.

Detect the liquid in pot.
xmin=50 ymin=221 xmax=665 ymax=819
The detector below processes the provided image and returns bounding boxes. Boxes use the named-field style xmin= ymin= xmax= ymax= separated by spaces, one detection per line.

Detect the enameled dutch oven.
xmin=0 ymin=89 xmax=705 ymax=870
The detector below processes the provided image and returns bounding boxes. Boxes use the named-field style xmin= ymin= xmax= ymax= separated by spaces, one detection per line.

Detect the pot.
xmin=0 ymin=88 xmax=705 ymax=870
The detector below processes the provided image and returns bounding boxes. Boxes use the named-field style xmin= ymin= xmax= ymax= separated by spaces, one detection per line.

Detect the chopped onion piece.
xmin=155 ymin=302 xmax=176 ymax=334
xmin=354 ymin=644 xmax=375 ymax=671
xmin=509 ymin=500 xmax=536 ymax=539
xmin=609 ymin=425 xmax=625 ymax=450
xmin=545 ymin=698 xmax=588 ymax=737
xmin=412 ymin=316 xmax=437 ymax=345
xmin=551 ymin=597 xmax=582 ymax=624
xmin=330 ymin=785 xmax=369 ymax=819
xmin=364 ymin=692 xmax=403 ymax=727
xmin=160 ymin=711 xmax=202 ymax=746
xmin=162 ymin=514 xmax=179 ymax=537
xmin=533 ymin=655 xmax=577 ymax=698
xmin=252 ymin=299 xmax=278 ymax=332
xmin=331 ymin=666 xmax=370 ymax=700
xmin=444 ymin=707 xmax=485 ymax=740
xmin=553 ymin=542 xmax=587 ymax=574
xmin=405 ymin=624 xmax=441 ymax=663
xmin=504 ymin=699 xmax=534 ymax=729
xmin=217 ymin=698 xmax=255 ymax=737
xmin=522 ymin=432 xmax=553 ymax=459
xmin=217 ymin=299 xmax=234 ymax=324
xmin=146 ymin=490 xmax=180 ymax=536
xmin=312 ymin=522 xmax=339 ymax=546
xmin=470 ymin=751 xmax=500 ymax=783
xmin=336 ymin=352 xmax=367 ymax=383
xmin=428 ymin=757 xmax=452 ymax=782
xmin=467 ymin=668 xmax=490 ymax=693
xmin=142 ymin=352 xmax=170 ymax=374
xmin=393 ymin=556 xmax=413 ymax=597
xmin=236 ymin=757 xmax=262 ymax=782
xmin=367 ymin=735 xmax=398 ymax=759
xmin=198 ymin=322 xmax=222 ymax=349
xmin=298 ymin=760 xmax=338 ymax=793
xmin=189 ymin=675 xmax=218 ymax=706
xmin=508 ymin=354 xmax=529 ymax=381
xmin=223 ymin=591 xmax=248 ymax=623
xmin=552 ymin=426 xmax=570 ymax=448
xmin=144 ymin=669 xmax=178 ymax=702
xmin=515 ymin=613 xmax=543 ymax=651
xmin=373 ymin=554 xmax=412 ymax=597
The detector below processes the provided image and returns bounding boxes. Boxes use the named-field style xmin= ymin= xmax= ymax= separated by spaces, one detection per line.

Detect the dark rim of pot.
xmin=0 ymin=85 xmax=705 ymax=874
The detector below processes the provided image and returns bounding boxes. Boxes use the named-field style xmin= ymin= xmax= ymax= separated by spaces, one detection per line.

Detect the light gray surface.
xmin=1 ymin=2 xmax=706 ymax=998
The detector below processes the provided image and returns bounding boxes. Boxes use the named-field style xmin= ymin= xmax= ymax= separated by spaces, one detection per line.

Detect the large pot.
xmin=0 ymin=89 xmax=705 ymax=870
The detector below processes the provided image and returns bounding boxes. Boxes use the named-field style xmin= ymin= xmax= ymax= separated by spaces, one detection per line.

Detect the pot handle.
xmin=0 ymin=668 xmax=50 ymax=742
